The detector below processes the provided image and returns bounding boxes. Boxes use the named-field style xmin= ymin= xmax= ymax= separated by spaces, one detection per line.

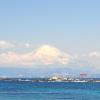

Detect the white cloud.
xmin=0 ymin=45 xmax=71 ymax=66
xmin=33 ymin=45 xmax=70 ymax=65
xmin=88 ymin=52 xmax=100 ymax=57
xmin=18 ymin=43 xmax=32 ymax=48
xmin=0 ymin=40 xmax=32 ymax=49
xmin=0 ymin=41 xmax=13 ymax=49
xmin=24 ymin=43 xmax=32 ymax=48
xmin=71 ymin=52 xmax=100 ymax=72
xmin=0 ymin=52 xmax=34 ymax=66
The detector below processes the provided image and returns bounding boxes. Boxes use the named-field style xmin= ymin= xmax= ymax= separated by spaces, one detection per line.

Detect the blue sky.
xmin=0 ymin=0 xmax=100 ymax=77
xmin=0 ymin=0 xmax=100 ymax=53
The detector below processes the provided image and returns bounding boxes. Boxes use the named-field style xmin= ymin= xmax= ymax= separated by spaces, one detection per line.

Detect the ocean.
xmin=0 ymin=81 xmax=100 ymax=100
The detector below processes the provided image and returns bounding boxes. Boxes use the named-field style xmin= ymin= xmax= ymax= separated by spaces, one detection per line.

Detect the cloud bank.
xmin=0 ymin=41 xmax=13 ymax=48
xmin=0 ymin=44 xmax=70 ymax=66
xmin=0 ymin=40 xmax=32 ymax=49
xmin=0 ymin=40 xmax=100 ymax=71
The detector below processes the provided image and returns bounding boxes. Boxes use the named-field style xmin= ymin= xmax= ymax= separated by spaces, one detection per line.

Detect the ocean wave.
xmin=0 ymin=91 xmax=68 ymax=94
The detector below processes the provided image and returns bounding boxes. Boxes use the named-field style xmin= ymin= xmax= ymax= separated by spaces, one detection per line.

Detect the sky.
xmin=0 ymin=0 xmax=100 ymax=77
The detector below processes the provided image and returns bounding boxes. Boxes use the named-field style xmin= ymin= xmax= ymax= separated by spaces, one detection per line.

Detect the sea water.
xmin=0 ymin=81 xmax=100 ymax=100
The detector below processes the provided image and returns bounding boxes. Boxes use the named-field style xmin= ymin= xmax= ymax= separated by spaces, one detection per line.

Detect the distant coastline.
xmin=0 ymin=77 xmax=100 ymax=83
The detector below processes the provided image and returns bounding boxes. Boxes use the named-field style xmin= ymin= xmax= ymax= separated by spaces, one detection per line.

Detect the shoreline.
xmin=0 ymin=78 xmax=100 ymax=83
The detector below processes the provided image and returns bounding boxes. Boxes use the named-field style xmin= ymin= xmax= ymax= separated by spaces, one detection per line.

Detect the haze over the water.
xmin=0 ymin=0 xmax=100 ymax=77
